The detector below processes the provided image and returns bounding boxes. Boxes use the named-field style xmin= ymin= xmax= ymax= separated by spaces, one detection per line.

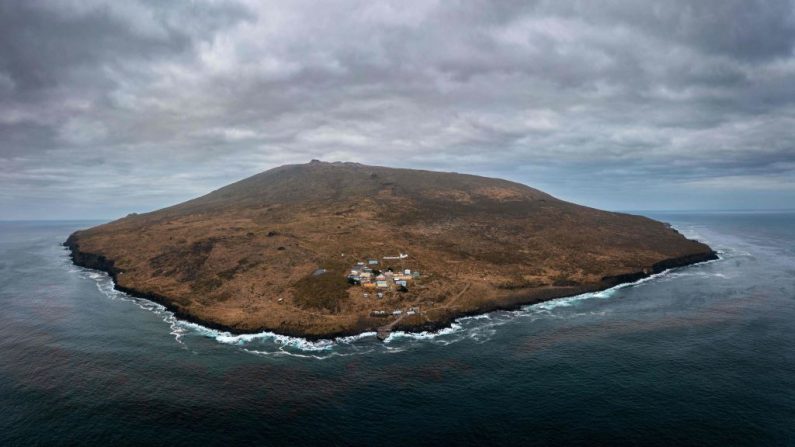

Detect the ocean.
xmin=1 ymin=213 xmax=794 ymax=445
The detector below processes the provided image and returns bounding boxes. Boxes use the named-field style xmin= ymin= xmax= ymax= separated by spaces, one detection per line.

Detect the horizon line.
xmin=2 ymin=208 xmax=795 ymax=222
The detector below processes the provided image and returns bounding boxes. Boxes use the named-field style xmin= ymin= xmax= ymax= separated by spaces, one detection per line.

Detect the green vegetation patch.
xmin=292 ymin=270 xmax=350 ymax=313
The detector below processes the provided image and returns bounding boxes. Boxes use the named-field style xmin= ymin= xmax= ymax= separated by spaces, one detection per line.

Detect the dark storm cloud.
xmin=1 ymin=0 xmax=794 ymax=218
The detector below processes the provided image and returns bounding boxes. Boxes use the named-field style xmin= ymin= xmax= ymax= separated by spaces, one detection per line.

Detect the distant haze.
xmin=1 ymin=1 xmax=794 ymax=219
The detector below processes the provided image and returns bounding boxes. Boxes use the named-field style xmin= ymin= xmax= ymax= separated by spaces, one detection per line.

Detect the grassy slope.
xmin=66 ymin=161 xmax=715 ymax=338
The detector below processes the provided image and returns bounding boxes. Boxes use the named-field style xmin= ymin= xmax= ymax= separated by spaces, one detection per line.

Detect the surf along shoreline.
xmin=64 ymin=233 xmax=718 ymax=342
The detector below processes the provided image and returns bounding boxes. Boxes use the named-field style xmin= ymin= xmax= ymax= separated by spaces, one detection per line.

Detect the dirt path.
xmin=446 ymin=282 xmax=472 ymax=307
xmin=376 ymin=282 xmax=471 ymax=341
xmin=376 ymin=312 xmax=409 ymax=341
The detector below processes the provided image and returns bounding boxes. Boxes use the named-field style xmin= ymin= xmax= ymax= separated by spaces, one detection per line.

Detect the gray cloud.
xmin=1 ymin=0 xmax=794 ymax=219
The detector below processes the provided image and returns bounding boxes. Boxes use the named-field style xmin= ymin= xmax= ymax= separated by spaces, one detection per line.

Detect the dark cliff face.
xmin=63 ymin=161 xmax=718 ymax=339
xmin=600 ymin=251 xmax=719 ymax=288
xmin=65 ymin=233 xmax=119 ymax=277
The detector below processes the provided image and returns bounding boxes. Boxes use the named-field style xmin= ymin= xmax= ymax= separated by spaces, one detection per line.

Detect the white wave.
xmin=458 ymin=313 xmax=493 ymax=321
xmin=524 ymin=268 xmax=673 ymax=313
xmin=242 ymin=348 xmax=336 ymax=360
xmin=665 ymin=271 xmax=729 ymax=279
xmin=220 ymin=332 xmax=335 ymax=351
xmin=242 ymin=339 xmax=378 ymax=359
xmin=77 ymin=264 xmax=194 ymax=346
xmin=336 ymin=331 xmax=378 ymax=344
xmin=209 ymin=326 xmax=381 ymax=352
xmin=383 ymin=323 xmax=463 ymax=344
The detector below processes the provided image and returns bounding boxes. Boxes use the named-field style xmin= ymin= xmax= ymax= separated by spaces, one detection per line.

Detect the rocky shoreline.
xmin=64 ymin=233 xmax=718 ymax=342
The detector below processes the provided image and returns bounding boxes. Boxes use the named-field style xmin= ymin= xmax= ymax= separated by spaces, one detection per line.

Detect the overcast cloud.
xmin=1 ymin=0 xmax=794 ymax=219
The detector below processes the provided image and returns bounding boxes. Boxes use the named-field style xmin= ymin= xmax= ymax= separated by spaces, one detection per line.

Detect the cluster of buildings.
xmin=370 ymin=307 xmax=419 ymax=317
xmin=346 ymin=256 xmax=420 ymax=298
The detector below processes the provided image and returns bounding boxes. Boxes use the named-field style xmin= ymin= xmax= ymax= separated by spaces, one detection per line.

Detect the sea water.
xmin=1 ymin=213 xmax=793 ymax=445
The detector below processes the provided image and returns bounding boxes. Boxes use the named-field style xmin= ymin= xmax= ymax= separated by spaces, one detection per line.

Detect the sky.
xmin=1 ymin=0 xmax=794 ymax=220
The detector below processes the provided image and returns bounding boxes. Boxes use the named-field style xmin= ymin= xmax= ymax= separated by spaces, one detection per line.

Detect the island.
xmin=65 ymin=161 xmax=717 ymax=340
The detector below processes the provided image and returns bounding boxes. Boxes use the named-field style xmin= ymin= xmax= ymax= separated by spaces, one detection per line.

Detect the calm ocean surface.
xmin=1 ymin=213 xmax=794 ymax=446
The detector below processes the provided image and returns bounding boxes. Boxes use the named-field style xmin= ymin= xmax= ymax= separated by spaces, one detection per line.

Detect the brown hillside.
xmin=65 ymin=161 xmax=716 ymax=339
